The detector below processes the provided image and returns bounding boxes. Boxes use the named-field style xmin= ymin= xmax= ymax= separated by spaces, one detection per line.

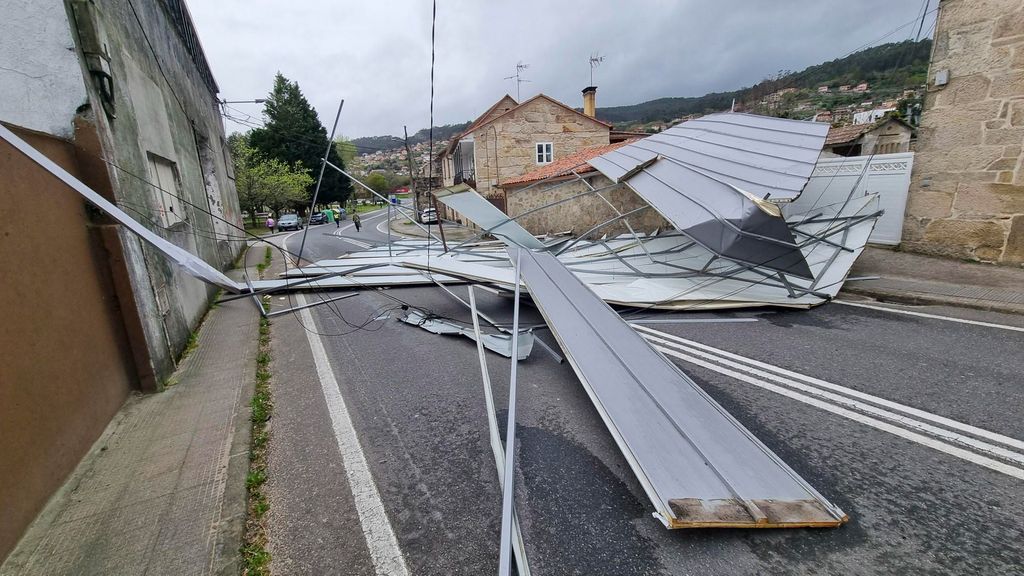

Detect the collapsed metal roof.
xmin=587 ymin=113 xmax=830 ymax=279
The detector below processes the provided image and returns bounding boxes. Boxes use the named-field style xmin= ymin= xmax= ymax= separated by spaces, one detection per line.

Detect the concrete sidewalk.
xmin=842 ymin=246 xmax=1024 ymax=315
xmin=0 ymin=257 xmax=262 ymax=575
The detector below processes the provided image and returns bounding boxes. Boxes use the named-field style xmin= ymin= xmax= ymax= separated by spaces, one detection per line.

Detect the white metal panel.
xmin=792 ymin=152 xmax=913 ymax=245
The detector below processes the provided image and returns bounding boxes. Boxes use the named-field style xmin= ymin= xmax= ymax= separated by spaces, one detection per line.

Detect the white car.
xmin=420 ymin=208 xmax=438 ymax=224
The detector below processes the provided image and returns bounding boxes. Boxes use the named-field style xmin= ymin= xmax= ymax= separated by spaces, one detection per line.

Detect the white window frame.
xmin=535 ymin=142 xmax=553 ymax=165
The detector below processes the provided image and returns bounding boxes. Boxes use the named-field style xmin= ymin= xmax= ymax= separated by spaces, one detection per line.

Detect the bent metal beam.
xmin=512 ymin=247 xmax=848 ymax=528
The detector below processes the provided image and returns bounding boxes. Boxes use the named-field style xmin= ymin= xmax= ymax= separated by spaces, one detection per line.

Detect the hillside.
xmin=351 ymin=122 xmax=470 ymax=153
xmin=598 ymin=39 xmax=931 ymax=126
xmin=353 ymin=39 xmax=931 ymax=151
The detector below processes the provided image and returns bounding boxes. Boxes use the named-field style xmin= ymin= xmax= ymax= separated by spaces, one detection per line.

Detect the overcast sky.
xmin=188 ymin=0 xmax=935 ymax=139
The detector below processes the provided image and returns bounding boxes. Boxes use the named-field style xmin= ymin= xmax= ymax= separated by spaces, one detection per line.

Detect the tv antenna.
xmin=589 ymin=53 xmax=604 ymax=86
xmin=504 ymin=61 xmax=531 ymax=100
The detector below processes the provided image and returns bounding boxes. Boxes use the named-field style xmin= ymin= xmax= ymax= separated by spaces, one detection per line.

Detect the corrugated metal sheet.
xmin=434 ymin=184 xmax=546 ymax=250
xmin=587 ymin=113 xmax=830 ymax=279
xmin=512 ymin=247 xmax=847 ymax=528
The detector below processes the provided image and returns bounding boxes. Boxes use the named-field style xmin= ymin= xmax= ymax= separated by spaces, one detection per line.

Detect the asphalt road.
xmin=267 ymin=227 xmax=1024 ymax=575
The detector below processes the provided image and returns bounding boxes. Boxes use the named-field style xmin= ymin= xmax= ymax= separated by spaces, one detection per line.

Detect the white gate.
xmin=790 ymin=152 xmax=914 ymax=245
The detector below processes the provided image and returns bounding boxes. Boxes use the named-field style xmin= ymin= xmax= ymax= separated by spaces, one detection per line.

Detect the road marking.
xmin=632 ymin=325 xmax=1024 ymax=480
xmin=834 ymin=299 xmax=1024 ymax=333
xmin=296 ymin=294 xmax=410 ymax=576
xmin=632 ymin=324 xmax=1024 ymax=453
xmin=333 ymin=209 xmax=389 ymax=237
xmin=340 ymin=237 xmax=373 ymax=250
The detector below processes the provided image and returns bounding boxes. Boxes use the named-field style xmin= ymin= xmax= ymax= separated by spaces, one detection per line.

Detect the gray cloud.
xmin=188 ymin=0 xmax=935 ymax=138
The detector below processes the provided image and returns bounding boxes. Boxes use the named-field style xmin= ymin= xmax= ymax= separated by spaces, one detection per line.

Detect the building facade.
xmin=439 ymin=92 xmax=611 ymax=205
xmin=500 ymin=141 xmax=670 ymax=237
xmin=822 ymin=117 xmax=914 ymax=157
xmin=902 ymin=0 xmax=1024 ymax=263
xmin=0 ymin=0 xmax=241 ymax=560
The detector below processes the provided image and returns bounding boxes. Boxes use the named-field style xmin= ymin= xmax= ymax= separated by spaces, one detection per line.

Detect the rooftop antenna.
xmin=504 ymin=61 xmax=531 ymax=100
xmin=589 ymin=53 xmax=604 ymax=86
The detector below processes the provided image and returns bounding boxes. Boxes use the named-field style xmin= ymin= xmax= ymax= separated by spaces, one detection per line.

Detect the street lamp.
xmin=220 ymin=99 xmax=266 ymax=104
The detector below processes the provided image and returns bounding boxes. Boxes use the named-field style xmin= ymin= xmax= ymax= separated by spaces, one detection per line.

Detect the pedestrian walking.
xmin=334 ymin=208 xmax=341 ymax=228
xmin=352 ymin=212 xmax=362 ymax=232
xmin=266 ymin=215 xmax=275 ymax=233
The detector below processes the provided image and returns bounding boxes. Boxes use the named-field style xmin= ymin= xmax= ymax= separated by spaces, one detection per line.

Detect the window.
xmin=147 ymin=153 xmax=186 ymax=227
xmin=536 ymin=142 xmax=553 ymax=164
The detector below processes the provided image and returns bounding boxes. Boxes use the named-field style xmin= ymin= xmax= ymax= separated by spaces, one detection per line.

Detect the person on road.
xmin=352 ymin=212 xmax=361 ymax=232
xmin=334 ymin=208 xmax=341 ymax=228
xmin=266 ymin=216 xmax=275 ymax=233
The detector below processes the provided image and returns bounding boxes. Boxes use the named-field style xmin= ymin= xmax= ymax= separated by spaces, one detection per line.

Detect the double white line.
xmin=632 ymin=324 xmax=1024 ymax=480
xmin=339 ymin=237 xmax=374 ymax=249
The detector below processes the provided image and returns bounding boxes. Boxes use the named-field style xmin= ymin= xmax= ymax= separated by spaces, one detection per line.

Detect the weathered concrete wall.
xmin=903 ymin=0 xmax=1024 ymax=263
xmin=506 ymin=174 xmax=670 ymax=237
xmin=0 ymin=0 xmax=88 ymax=138
xmin=0 ymin=127 xmax=136 ymax=564
xmin=0 ymin=2 xmax=244 ymax=561
xmin=471 ymin=97 xmax=609 ymax=197
xmin=69 ymin=0 xmax=244 ymax=379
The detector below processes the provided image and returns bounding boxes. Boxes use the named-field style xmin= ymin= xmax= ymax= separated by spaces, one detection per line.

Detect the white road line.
xmin=632 ymin=324 xmax=1024 ymax=453
xmin=296 ymin=294 xmax=410 ymax=576
xmin=632 ymin=326 xmax=1024 ymax=480
xmin=340 ymin=237 xmax=373 ymax=250
xmin=652 ymin=344 xmax=1024 ymax=480
xmin=834 ymin=299 xmax=1024 ymax=333
xmin=637 ymin=331 xmax=1024 ymax=465
xmin=333 ymin=210 xmax=389 ymax=236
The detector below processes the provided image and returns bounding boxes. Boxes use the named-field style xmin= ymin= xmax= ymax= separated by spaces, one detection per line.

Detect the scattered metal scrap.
xmin=399 ymin=309 xmax=534 ymax=360
xmin=8 ymin=108 xmax=881 ymax=572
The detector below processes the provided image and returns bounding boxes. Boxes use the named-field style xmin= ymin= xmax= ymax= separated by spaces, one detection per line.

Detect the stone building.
xmin=438 ymin=91 xmax=612 ymax=212
xmin=902 ymin=0 xmax=1024 ymax=263
xmin=500 ymin=141 xmax=670 ymax=236
xmin=0 ymin=0 xmax=241 ymax=560
xmin=821 ymin=117 xmax=914 ymax=157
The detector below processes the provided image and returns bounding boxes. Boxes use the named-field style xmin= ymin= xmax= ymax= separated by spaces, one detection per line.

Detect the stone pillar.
xmin=903 ymin=0 xmax=1024 ymax=264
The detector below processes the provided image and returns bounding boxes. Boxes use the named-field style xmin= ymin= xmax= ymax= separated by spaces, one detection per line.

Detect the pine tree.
xmin=250 ymin=73 xmax=352 ymax=208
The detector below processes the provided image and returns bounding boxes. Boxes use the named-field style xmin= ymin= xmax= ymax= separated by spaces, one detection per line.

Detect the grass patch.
xmin=255 ymin=246 xmax=272 ymax=275
xmin=181 ymin=330 xmax=200 ymax=359
xmin=242 ymin=262 xmax=274 ymax=574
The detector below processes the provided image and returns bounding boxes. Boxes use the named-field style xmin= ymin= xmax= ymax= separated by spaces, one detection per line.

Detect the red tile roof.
xmin=501 ymin=140 xmax=636 ymax=187
xmin=824 ymin=123 xmax=874 ymax=146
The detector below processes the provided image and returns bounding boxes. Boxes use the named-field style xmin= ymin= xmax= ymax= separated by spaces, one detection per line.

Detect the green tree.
xmin=365 ymin=172 xmax=389 ymax=196
xmin=334 ymin=136 xmax=358 ymax=166
xmin=250 ymin=73 xmax=352 ymax=207
xmin=230 ymin=133 xmax=313 ymax=225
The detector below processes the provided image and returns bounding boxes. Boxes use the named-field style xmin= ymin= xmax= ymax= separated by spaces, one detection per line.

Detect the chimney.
xmin=582 ymin=86 xmax=597 ymax=118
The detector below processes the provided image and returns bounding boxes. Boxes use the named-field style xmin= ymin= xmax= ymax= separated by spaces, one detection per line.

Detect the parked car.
xmin=277 ymin=213 xmax=303 ymax=231
xmin=420 ymin=207 xmax=438 ymax=224
xmin=308 ymin=211 xmax=328 ymax=225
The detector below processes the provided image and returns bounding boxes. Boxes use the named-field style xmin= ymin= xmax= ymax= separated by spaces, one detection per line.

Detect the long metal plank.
xmin=512 ymin=247 xmax=847 ymax=528
xmin=0 ymin=124 xmax=241 ymax=292
xmin=433 ymin=184 xmax=547 ymax=250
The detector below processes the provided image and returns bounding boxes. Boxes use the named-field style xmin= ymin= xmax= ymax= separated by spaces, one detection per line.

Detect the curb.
xmin=840 ymin=286 xmax=1024 ymax=316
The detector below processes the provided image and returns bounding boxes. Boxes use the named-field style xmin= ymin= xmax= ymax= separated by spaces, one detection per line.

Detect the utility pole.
xmin=504 ymin=62 xmax=530 ymax=100
xmin=403 ymin=126 xmax=419 ymax=214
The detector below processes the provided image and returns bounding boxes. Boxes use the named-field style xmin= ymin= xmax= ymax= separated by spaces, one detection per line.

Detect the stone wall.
xmin=505 ymin=174 xmax=670 ymax=237
xmin=471 ymin=96 xmax=609 ymax=197
xmin=903 ymin=0 xmax=1024 ymax=263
